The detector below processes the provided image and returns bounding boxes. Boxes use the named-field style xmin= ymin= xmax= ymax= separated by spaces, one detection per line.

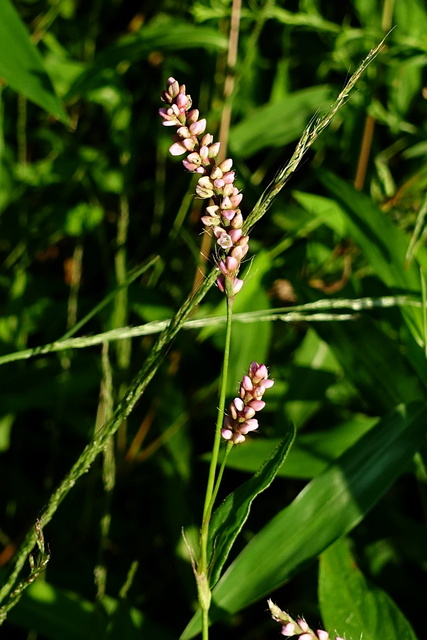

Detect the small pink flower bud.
xmin=225 ymin=256 xmax=239 ymax=271
xmin=223 ymin=183 xmax=235 ymax=197
xmin=201 ymin=215 xmax=220 ymax=226
xmin=317 ymin=631 xmax=329 ymax=640
xmin=300 ymin=635 xmax=312 ymax=640
xmin=199 ymin=146 xmax=209 ymax=161
xmin=233 ymin=433 xmax=246 ymax=444
xmin=228 ymin=229 xmax=243 ymax=244
xmin=176 ymin=126 xmax=190 ymax=138
xmin=205 ymin=205 xmax=220 ymax=217
xmin=223 ymin=171 xmax=236 ymax=184
xmin=182 ymin=137 xmax=196 ymax=151
xmin=216 ymin=275 xmax=225 ymax=292
xmin=220 ymin=196 xmax=233 ymax=210
xmin=297 ymin=619 xmax=309 ymax=633
xmin=186 ymin=152 xmax=202 ymax=166
xmin=239 ymin=419 xmax=258 ymax=435
xmin=208 ymin=142 xmax=221 ymax=157
xmin=221 ymin=209 xmax=236 ymax=221
xmin=166 ymin=77 xmax=179 ymax=98
xmin=281 ymin=623 xmax=295 ymax=637
xmin=230 ymin=277 xmax=244 ymax=294
xmin=213 ymin=178 xmax=225 ymax=189
xmin=186 ymin=108 xmax=200 ymax=122
xmin=200 ymin=134 xmax=213 ymax=146
xmin=221 ymin=428 xmax=233 ymax=440
xmin=230 ymin=192 xmax=243 ymax=207
xmin=210 ymin=167 xmax=223 ymax=180
xmin=218 ymin=158 xmax=233 ymax=172
xmin=242 ymin=406 xmax=256 ymax=419
xmin=169 ymin=142 xmax=187 ymax=156
xmin=241 ymin=376 xmax=253 ymax=391
xmin=248 ymin=400 xmax=266 ymax=411
xmin=189 ymin=119 xmax=206 ymax=135
xmin=196 ymin=177 xmax=214 ymax=199
xmin=230 ymin=213 xmax=243 ymax=229
xmin=176 ymin=92 xmax=190 ymax=110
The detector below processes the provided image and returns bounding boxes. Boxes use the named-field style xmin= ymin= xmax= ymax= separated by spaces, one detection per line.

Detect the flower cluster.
xmin=221 ymin=362 xmax=274 ymax=444
xmin=268 ymin=600 xmax=344 ymax=640
xmin=159 ymin=77 xmax=249 ymax=296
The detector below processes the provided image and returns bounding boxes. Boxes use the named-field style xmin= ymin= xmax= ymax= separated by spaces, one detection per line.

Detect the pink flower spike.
xmin=169 ymin=142 xmax=187 ymax=156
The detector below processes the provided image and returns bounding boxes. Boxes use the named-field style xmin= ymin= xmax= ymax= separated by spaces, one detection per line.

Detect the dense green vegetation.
xmin=1 ymin=0 xmax=427 ymax=638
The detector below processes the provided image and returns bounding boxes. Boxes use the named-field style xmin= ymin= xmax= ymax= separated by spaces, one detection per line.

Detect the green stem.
xmin=198 ymin=294 xmax=234 ymax=638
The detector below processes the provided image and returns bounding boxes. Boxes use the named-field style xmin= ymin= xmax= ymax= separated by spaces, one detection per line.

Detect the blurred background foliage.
xmin=1 ymin=0 xmax=427 ymax=638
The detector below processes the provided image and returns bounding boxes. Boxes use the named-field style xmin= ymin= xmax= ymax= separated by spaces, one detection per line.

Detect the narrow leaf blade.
xmin=208 ymin=427 xmax=296 ymax=587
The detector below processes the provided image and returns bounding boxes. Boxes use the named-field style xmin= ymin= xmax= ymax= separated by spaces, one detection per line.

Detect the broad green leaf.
xmin=0 ymin=0 xmax=68 ymax=123
xmin=319 ymin=538 xmax=418 ymax=640
xmin=181 ymin=402 xmax=427 ymax=638
xmin=229 ymin=86 xmax=332 ymax=157
xmin=208 ymin=428 xmax=295 ymax=587
xmin=7 ymin=580 xmax=175 ymax=640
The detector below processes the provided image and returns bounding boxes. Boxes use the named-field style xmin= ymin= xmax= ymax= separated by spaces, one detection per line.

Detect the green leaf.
xmin=208 ymin=427 xmax=296 ymax=587
xmin=0 ymin=0 xmax=68 ymax=123
xmin=181 ymin=402 xmax=427 ymax=638
xmin=229 ymin=86 xmax=332 ymax=157
xmin=319 ymin=538 xmax=418 ymax=640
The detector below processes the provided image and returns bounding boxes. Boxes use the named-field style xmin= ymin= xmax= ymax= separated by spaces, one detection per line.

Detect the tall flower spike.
xmin=221 ymin=362 xmax=274 ymax=444
xmin=268 ymin=601 xmax=344 ymax=640
xmin=159 ymin=77 xmax=249 ymax=297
